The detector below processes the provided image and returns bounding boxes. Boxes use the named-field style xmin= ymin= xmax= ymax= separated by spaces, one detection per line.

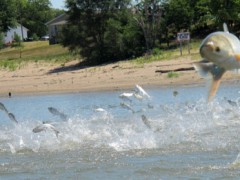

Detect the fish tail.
xmin=208 ymin=77 xmax=223 ymax=101
xmin=193 ymin=62 xmax=226 ymax=101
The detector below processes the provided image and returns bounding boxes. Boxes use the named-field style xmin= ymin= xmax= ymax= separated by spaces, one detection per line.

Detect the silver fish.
xmin=33 ymin=122 xmax=59 ymax=138
xmin=0 ymin=102 xmax=8 ymax=113
xmin=120 ymin=102 xmax=135 ymax=113
xmin=8 ymin=112 xmax=18 ymax=124
xmin=141 ymin=115 xmax=152 ymax=129
xmin=194 ymin=23 xmax=240 ymax=101
xmin=135 ymin=84 xmax=151 ymax=99
xmin=48 ymin=107 xmax=68 ymax=121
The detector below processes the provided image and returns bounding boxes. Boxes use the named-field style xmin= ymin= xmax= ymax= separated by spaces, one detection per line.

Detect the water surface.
xmin=1 ymin=84 xmax=240 ymax=179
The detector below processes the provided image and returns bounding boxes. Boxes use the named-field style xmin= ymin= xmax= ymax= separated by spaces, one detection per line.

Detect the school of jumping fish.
xmin=0 ymin=23 xmax=239 ymax=140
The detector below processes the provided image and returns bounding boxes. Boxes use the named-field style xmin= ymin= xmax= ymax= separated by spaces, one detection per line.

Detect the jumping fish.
xmin=120 ymin=102 xmax=135 ymax=113
xmin=33 ymin=122 xmax=60 ymax=138
xmin=0 ymin=102 xmax=8 ymax=113
xmin=135 ymin=84 xmax=151 ymax=99
xmin=0 ymin=102 xmax=18 ymax=124
xmin=194 ymin=23 xmax=240 ymax=101
xmin=141 ymin=115 xmax=152 ymax=129
xmin=8 ymin=112 xmax=18 ymax=124
xmin=48 ymin=107 xmax=68 ymax=121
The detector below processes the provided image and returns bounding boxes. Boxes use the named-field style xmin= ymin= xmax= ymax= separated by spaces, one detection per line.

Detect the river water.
xmin=1 ymin=84 xmax=240 ymax=179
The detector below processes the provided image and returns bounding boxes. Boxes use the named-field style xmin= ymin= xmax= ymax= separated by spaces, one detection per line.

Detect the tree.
xmin=0 ymin=0 xmax=17 ymax=32
xmin=0 ymin=33 xmax=4 ymax=49
xmin=208 ymin=0 xmax=240 ymax=30
xmin=63 ymin=0 xmax=131 ymax=64
xmin=21 ymin=0 xmax=52 ymax=37
xmin=160 ymin=0 xmax=194 ymax=46
xmin=133 ymin=0 xmax=163 ymax=53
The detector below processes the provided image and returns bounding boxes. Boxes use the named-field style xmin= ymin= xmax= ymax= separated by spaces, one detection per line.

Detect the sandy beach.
xmin=1 ymin=56 xmax=240 ymax=97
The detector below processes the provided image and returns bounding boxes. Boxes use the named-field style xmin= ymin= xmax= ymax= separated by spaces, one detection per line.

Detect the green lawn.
xmin=0 ymin=40 xmax=201 ymax=71
xmin=0 ymin=41 xmax=78 ymax=70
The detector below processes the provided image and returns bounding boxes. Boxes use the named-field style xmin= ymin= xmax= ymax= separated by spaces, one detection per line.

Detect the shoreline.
xmin=0 ymin=59 xmax=240 ymax=97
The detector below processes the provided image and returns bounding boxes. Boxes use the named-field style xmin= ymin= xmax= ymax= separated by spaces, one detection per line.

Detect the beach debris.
xmin=135 ymin=84 xmax=151 ymax=99
xmin=33 ymin=122 xmax=60 ymax=138
xmin=120 ymin=102 xmax=135 ymax=113
xmin=193 ymin=23 xmax=240 ymax=101
xmin=48 ymin=107 xmax=68 ymax=121
xmin=8 ymin=112 xmax=18 ymax=124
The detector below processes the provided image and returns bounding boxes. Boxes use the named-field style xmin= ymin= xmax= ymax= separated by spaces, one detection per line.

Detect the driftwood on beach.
xmin=155 ymin=67 xmax=195 ymax=73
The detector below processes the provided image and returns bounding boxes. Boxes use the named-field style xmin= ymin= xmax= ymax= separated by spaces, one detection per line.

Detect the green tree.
xmin=0 ymin=33 xmax=4 ymax=49
xmin=133 ymin=0 xmax=163 ymax=53
xmin=0 ymin=0 xmax=17 ymax=32
xmin=208 ymin=0 xmax=240 ymax=30
xmin=161 ymin=0 xmax=194 ymax=46
xmin=63 ymin=0 xmax=131 ymax=65
xmin=21 ymin=0 xmax=52 ymax=37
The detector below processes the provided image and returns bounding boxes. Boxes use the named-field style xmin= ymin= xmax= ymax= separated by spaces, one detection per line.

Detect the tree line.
xmin=61 ymin=0 xmax=240 ymax=65
xmin=0 ymin=0 xmax=64 ymax=38
xmin=2 ymin=0 xmax=240 ymax=65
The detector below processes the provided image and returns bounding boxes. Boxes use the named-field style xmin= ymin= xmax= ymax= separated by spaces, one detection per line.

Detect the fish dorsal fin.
xmin=223 ymin=23 xmax=229 ymax=33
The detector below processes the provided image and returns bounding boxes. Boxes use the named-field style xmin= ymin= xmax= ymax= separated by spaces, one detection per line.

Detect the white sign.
xmin=177 ymin=32 xmax=190 ymax=41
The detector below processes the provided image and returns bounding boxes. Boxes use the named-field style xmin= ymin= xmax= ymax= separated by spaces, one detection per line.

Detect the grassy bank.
xmin=0 ymin=41 xmax=78 ymax=70
xmin=132 ymin=40 xmax=201 ymax=65
xmin=0 ymin=40 xmax=201 ymax=71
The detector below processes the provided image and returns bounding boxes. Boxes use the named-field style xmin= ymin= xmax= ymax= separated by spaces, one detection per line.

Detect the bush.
xmin=152 ymin=48 xmax=162 ymax=55
xmin=32 ymin=33 xmax=39 ymax=41
xmin=11 ymin=33 xmax=22 ymax=47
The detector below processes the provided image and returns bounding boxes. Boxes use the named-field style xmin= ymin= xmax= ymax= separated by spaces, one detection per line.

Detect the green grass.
xmin=132 ymin=39 xmax=201 ymax=65
xmin=167 ymin=71 xmax=179 ymax=78
xmin=0 ymin=39 xmax=202 ymax=71
xmin=0 ymin=41 xmax=78 ymax=70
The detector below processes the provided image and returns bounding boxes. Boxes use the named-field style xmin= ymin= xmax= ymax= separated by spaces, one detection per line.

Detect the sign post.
xmin=177 ymin=32 xmax=190 ymax=55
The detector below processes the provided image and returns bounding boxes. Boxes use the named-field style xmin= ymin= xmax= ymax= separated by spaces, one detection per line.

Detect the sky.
xmin=50 ymin=0 xmax=66 ymax=9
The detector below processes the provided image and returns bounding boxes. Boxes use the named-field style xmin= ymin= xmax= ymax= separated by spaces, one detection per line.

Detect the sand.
xmin=0 ymin=56 xmax=240 ymax=97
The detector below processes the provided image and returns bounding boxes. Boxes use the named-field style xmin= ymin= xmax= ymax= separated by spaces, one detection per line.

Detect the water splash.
xmin=0 ymin=95 xmax=238 ymax=154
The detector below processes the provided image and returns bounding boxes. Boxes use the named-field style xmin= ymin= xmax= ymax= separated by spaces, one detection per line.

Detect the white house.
xmin=3 ymin=24 xmax=28 ymax=44
xmin=45 ymin=13 xmax=68 ymax=44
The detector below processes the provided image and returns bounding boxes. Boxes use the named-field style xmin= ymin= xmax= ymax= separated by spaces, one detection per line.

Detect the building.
xmin=45 ymin=13 xmax=68 ymax=44
xmin=4 ymin=24 xmax=28 ymax=44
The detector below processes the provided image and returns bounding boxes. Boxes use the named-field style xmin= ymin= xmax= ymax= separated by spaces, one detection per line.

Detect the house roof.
xmin=45 ymin=13 xmax=68 ymax=26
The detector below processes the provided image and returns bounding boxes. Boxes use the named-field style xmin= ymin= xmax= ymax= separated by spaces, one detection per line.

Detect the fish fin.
xmin=193 ymin=62 xmax=213 ymax=78
xmin=223 ymin=23 xmax=229 ymax=33
xmin=194 ymin=62 xmax=226 ymax=101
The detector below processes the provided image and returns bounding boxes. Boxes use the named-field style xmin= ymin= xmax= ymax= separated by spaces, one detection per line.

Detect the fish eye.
xmin=215 ymin=47 xmax=221 ymax=52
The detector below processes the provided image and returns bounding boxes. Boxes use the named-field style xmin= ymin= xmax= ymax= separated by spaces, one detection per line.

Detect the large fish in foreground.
xmin=194 ymin=23 xmax=240 ymax=101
